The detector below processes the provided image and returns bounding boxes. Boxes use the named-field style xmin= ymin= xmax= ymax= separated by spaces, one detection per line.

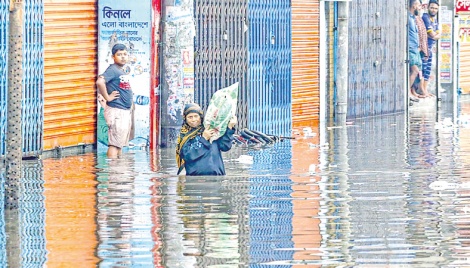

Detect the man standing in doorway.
xmin=408 ymin=0 xmax=422 ymax=102
xmin=421 ymin=0 xmax=440 ymax=96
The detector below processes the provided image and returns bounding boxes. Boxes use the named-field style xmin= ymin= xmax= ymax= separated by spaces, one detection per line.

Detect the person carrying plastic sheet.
xmin=176 ymin=103 xmax=237 ymax=176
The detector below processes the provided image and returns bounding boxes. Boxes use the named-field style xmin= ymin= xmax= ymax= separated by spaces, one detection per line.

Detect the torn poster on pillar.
xmin=165 ymin=58 xmax=185 ymax=122
xmin=165 ymin=6 xmax=195 ymax=47
xmin=182 ymin=48 xmax=194 ymax=102
xmin=163 ymin=6 xmax=195 ymax=122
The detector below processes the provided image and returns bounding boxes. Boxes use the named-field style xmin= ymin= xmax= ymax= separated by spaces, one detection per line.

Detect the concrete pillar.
xmin=6 ymin=0 xmax=24 ymax=209
xmin=5 ymin=209 xmax=21 ymax=267
xmin=160 ymin=0 xmax=195 ymax=147
xmin=335 ymin=1 xmax=349 ymax=124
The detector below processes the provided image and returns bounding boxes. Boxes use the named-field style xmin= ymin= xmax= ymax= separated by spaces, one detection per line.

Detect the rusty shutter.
xmin=44 ymin=0 xmax=97 ymax=150
xmin=460 ymin=42 xmax=470 ymax=94
xmin=291 ymin=0 xmax=320 ymax=127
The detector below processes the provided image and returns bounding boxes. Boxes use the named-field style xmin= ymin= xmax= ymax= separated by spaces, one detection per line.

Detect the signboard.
xmin=459 ymin=15 xmax=470 ymax=43
xmin=456 ymin=0 xmax=470 ymax=14
xmin=97 ymin=0 xmax=152 ymax=151
xmin=439 ymin=9 xmax=453 ymax=83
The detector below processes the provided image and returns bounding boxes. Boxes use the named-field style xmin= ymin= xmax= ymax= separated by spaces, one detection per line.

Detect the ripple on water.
xmin=3 ymin=101 xmax=470 ymax=266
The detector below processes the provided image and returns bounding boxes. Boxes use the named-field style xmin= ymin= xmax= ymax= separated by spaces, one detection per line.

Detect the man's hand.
xmin=107 ymin=91 xmax=120 ymax=102
xmin=202 ymin=129 xmax=215 ymax=140
xmin=228 ymin=116 xmax=238 ymax=129
xmin=96 ymin=76 xmax=120 ymax=102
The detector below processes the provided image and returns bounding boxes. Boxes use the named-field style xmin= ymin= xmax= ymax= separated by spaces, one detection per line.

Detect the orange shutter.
xmin=291 ymin=0 xmax=320 ymax=127
xmin=460 ymin=42 xmax=470 ymax=94
xmin=44 ymin=0 xmax=98 ymax=150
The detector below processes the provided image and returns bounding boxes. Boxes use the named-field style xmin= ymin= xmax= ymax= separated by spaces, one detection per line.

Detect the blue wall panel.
xmin=22 ymin=0 xmax=43 ymax=157
xmin=248 ymin=0 xmax=291 ymax=137
xmin=0 ymin=1 xmax=9 ymax=157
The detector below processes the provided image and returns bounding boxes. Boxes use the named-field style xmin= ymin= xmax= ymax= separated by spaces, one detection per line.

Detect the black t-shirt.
xmin=101 ymin=64 xmax=133 ymax=110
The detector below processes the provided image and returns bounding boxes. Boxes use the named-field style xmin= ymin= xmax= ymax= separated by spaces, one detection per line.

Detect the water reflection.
xmin=249 ymin=143 xmax=294 ymax=265
xmin=3 ymin=161 xmax=46 ymax=267
xmin=43 ymin=154 xmax=98 ymax=267
xmin=96 ymin=153 xmax=154 ymax=267
xmin=0 ymin=170 xmax=7 ymax=267
xmin=2 ymin=101 xmax=470 ymax=266
xmin=159 ymin=176 xmax=246 ymax=266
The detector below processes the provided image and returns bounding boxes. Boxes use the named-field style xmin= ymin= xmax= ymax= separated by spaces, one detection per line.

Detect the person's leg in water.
xmin=411 ymin=78 xmax=422 ymax=98
xmin=422 ymin=50 xmax=435 ymax=97
xmin=415 ymin=72 xmax=426 ymax=98
xmin=107 ymin=145 xmax=121 ymax=158
xmin=409 ymin=64 xmax=421 ymax=101
xmin=105 ymin=106 xmax=131 ymax=159
xmin=422 ymin=78 xmax=435 ymax=98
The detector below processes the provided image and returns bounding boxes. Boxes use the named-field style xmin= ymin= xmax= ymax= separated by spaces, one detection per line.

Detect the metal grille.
xmin=248 ymin=0 xmax=291 ymax=136
xmin=347 ymin=0 xmax=405 ymax=118
xmin=194 ymin=0 xmax=249 ymax=128
xmin=22 ymin=0 xmax=43 ymax=157
xmin=0 ymin=1 xmax=8 ymax=157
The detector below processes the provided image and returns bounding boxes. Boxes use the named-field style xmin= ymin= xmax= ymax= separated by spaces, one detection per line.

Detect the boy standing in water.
xmin=96 ymin=43 xmax=133 ymax=158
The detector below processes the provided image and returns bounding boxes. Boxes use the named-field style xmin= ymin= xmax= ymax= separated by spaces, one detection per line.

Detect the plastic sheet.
xmin=203 ymin=82 xmax=239 ymax=142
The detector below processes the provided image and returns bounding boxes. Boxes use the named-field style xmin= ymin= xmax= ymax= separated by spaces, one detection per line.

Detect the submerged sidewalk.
xmin=1 ymin=98 xmax=470 ymax=266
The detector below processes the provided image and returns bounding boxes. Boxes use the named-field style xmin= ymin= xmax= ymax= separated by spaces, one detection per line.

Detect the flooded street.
xmin=2 ymin=98 xmax=470 ymax=267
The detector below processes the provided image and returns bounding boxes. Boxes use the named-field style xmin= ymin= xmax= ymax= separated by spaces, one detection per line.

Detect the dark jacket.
xmin=181 ymin=128 xmax=235 ymax=176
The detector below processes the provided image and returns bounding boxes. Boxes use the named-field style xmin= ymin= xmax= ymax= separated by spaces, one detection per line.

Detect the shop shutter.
xmin=291 ymin=0 xmax=320 ymax=127
xmin=248 ymin=0 xmax=292 ymax=136
xmin=43 ymin=0 xmax=97 ymax=150
xmin=460 ymin=42 xmax=470 ymax=94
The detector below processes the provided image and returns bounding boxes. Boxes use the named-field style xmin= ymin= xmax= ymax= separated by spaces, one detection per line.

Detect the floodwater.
xmin=2 ymin=98 xmax=470 ymax=267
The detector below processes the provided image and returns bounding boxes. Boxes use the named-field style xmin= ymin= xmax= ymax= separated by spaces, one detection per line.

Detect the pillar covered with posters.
xmin=160 ymin=0 xmax=196 ymax=147
xmin=97 ymin=0 xmax=161 ymax=152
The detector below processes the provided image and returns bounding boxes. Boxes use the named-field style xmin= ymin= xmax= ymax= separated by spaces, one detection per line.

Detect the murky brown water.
xmin=2 ymin=99 xmax=470 ymax=267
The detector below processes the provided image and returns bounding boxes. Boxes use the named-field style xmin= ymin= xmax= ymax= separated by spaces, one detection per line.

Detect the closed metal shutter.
xmin=248 ymin=0 xmax=292 ymax=136
xmin=347 ymin=1 xmax=405 ymax=118
xmin=291 ymin=0 xmax=320 ymax=127
xmin=459 ymin=42 xmax=470 ymax=94
xmin=43 ymin=0 xmax=97 ymax=150
xmin=24 ymin=0 xmax=44 ymax=157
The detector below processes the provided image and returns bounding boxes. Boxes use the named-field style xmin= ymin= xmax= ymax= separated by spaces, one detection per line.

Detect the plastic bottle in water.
xmin=133 ymin=95 xmax=150 ymax=105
